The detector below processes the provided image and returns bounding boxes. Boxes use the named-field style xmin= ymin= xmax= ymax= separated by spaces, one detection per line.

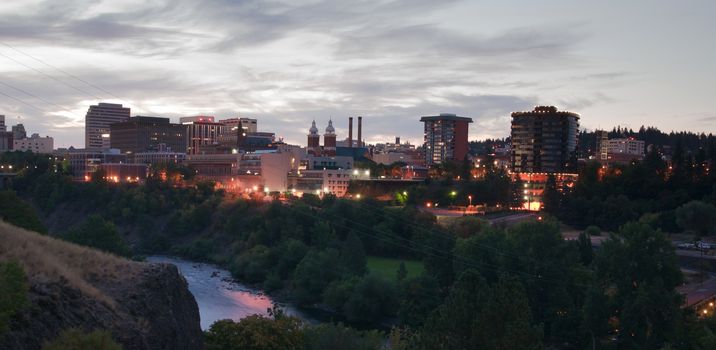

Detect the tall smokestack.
xmin=357 ymin=116 xmax=363 ymax=147
xmin=348 ymin=117 xmax=353 ymax=148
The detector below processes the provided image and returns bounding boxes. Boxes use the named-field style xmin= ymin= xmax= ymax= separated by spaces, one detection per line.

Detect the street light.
xmin=468 ymin=195 xmax=472 ymax=207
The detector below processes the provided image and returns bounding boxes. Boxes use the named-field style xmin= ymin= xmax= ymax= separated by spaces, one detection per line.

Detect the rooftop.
xmin=420 ymin=114 xmax=473 ymax=123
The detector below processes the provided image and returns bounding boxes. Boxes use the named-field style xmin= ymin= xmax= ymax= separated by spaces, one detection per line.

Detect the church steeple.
xmin=307 ymin=119 xmax=321 ymax=156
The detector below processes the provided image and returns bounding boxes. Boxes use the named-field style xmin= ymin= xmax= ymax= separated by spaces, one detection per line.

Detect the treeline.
xmin=208 ymin=220 xmax=716 ymax=349
xmin=578 ymin=126 xmax=716 ymax=158
xmin=550 ymin=146 xmax=716 ymax=232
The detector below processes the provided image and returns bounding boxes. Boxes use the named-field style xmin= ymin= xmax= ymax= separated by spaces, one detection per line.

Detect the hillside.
xmin=0 ymin=221 xmax=203 ymax=350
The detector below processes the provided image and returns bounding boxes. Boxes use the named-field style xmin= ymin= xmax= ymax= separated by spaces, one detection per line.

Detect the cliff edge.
xmin=0 ymin=221 xmax=203 ymax=349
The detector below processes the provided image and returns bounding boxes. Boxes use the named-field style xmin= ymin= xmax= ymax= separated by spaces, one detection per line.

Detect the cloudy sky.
xmin=0 ymin=0 xmax=714 ymax=148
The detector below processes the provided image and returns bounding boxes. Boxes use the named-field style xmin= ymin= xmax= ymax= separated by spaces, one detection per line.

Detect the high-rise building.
xmin=110 ymin=116 xmax=186 ymax=155
xmin=595 ymin=130 xmax=609 ymax=161
xmin=0 ymin=115 xmax=5 ymax=132
xmin=510 ymin=106 xmax=579 ymax=174
xmin=420 ymin=113 xmax=473 ymax=165
xmin=11 ymin=124 xmax=26 ymax=141
xmin=85 ymin=103 xmax=130 ymax=149
xmin=217 ymin=117 xmax=260 ymax=151
xmin=180 ymin=116 xmax=225 ymax=155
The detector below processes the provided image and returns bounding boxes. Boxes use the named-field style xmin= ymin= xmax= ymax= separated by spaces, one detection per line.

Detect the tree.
xmin=676 ymin=201 xmax=716 ymax=236
xmin=576 ymin=232 xmax=594 ymax=266
xmin=396 ymin=262 xmax=408 ymax=282
xmin=43 ymin=328 xmax=121 ymax=350
xmin=0 ymin=261 xmax=28 ymax=334
xmin=64 ymin=215 xmax=131 ymax=257
xmin=0 ymin=191 xmax=47 ymax=234
xmin=473 ymin=276 xmax=543 ymax=350
xmin=592 ymin=223 xmax=683 ymax=348
xmin=421 ymin=269 xmax=490 ymax=349
xmin=303 ymin=323 xmax=383 ymax=350
xmin=343 ymin=275 xmax=398 ymax=324
xmin=341 ymin=232 xmax=367 ymax=276
xmin=204 ymin=315 xmax=304 ymax=350
xmin=292 ymin=249 xmax=342 ymax=305
xmin=542 ymin=174 xmax=560 ymax=214
xmin=398 ymin=275 xmax=441 ymax=327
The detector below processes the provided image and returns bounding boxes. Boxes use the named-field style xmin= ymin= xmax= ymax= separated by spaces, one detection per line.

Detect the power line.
xmin=0 ymin=89 xmax=48 ymax=114
xmin=0 ymin=50 xmax=104 ymax=101
xmin=0 ymin=80 xmax=69 ymax=112
xmin=0 ymin=41 xmax=126 ymax=102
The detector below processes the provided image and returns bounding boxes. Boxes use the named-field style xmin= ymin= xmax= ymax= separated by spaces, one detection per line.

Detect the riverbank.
xmin=147 ymin=256 xmax=316 ymax=330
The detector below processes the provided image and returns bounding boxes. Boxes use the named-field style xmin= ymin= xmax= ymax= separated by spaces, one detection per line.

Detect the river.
xmin=147 ymin=256 xmax=312 ymax=330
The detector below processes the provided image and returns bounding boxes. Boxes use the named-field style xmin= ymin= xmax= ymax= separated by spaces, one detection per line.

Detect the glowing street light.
xmin=468 ymin=195 xmax=472 ymax=207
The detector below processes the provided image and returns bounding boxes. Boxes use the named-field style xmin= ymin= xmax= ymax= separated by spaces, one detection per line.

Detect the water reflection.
xmin=147 ymin=256 xmax=307 ymax=330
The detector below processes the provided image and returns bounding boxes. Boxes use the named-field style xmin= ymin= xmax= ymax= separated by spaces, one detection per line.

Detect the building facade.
xmin=180 ymin=116 xmax=226 ymax=155
xmin=0 ymin=116 xmax=10 ymax=152
xmin=420 ymin=113 xmax=473 ymax=165
xmin=510 ymin=106 xmax=579 ymax=174
xmin=61 ymin=148 xmax=127 ymax=180
xmin=134 ymin=151 xmax=187 ymax=165
xmin=85 ymin=103 xmax=130 ymax=149
xmin=13 ymin=134 xmax=54 ymax=153
xmin=606 ymin=138 xmax=645 ymax=157
xmin=110 ymin=116 xmax=186 ymax=155
xmin=11 ymin=124 xmax=26 ymax=141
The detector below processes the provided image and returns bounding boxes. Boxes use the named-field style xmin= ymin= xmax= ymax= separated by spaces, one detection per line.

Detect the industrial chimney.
xmin=357 ymin=116 xmax=363 ymax=147
xmin=348 ymin=117 xmax=353 ymax=148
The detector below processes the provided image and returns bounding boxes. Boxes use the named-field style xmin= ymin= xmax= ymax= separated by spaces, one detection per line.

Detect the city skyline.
xmin=1 ymin=0 xmax=715 ymax=148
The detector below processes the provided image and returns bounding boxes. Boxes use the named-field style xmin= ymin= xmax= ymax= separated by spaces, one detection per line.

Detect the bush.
xmin=343 ymin=274 xmax=398 ymax=324
xmin=303 ymin=323 xmax=383 ymax=350
xmin=42 ymin=328 xmax=121 ymax=350
xmin=0 ymin=191 xmax=47 ymax=234
xmin=676 ymin=201 xmax=716 ymax=236
xmin=584 ymin=225 xmax=601 ymax=237
xmin=64 ymin=215 xmax=131 ymax=257
xmin=0 ymin=261 xmax=28 ymax=334
xmin=205 ymin=316 xmax=303 ymax=350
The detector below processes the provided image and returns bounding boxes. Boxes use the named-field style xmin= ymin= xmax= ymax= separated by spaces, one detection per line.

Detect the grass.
xmin=366 ymin=255 xmax=424 ymax=280
xmin=0 ymin=220 xmax=144 ymax=308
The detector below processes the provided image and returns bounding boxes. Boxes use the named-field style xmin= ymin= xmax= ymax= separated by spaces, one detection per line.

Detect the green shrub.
xmin=0 ymin=191 xmax=47 ymax=234
xmin=584 ymin=225 xmax=601 ymax=236
xmin=64 ymin=215 xmax=131 ymax=257
xmin=205 ymin=316 xmax=303 ymax=350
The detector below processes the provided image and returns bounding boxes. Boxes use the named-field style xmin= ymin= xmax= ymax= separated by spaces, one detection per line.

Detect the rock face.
xmin=1 ymin=263 xmax=203 ymax=350
xmin=0 ymin=222 xmax=203 ymax=350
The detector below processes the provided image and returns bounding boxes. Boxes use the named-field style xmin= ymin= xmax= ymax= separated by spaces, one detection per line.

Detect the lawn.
xmin=366 ymin=255 xmax=425 ymax=280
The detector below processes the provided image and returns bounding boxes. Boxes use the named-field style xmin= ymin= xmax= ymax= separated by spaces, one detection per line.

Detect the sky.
xmin=0 ymin=0 xmax=714 ymax=148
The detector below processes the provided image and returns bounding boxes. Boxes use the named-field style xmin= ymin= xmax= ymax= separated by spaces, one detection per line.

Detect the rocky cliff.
xmin=0 ymin=221 xmax=203 ymax=350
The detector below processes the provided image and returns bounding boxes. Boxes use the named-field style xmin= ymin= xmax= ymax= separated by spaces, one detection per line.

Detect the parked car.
xmin=678 ymin=242 xmax=697 ymax=249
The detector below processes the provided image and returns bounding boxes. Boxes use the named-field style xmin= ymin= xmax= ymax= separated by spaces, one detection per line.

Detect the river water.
xmin=147 ymin=256 xmax=310 ymax=330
